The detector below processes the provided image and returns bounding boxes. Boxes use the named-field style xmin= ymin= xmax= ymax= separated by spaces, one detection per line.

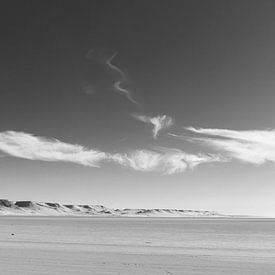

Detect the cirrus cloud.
xmin=0 ymin=130 xmax=220 ymax=175
xmin=174 ymin=127 xmax=275 ymax=165
xmin=112 ymin=148 xmax=221 ymax=175
xmin=0 ymin=131 xmax=107 ymax=167
xmin=132 ymin=114 xmax=174 ymax=139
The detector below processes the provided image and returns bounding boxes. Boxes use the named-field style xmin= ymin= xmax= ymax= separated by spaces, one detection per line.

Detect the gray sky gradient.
xmin=1 ymin=0 xmax=275 ymax=216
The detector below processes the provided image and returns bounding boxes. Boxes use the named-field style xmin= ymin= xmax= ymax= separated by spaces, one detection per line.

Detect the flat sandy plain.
xmin=0 ymin=217 xmax=275 ymax=275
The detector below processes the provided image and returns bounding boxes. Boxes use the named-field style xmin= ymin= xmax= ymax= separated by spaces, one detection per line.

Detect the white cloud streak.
xmin=132 ymin=114 xmax=174 ymax=139
xmin=112 ymin=148 xmax=221 ymax=175
xmin=106 ymin=52 xmax=139 ymax=105
xmin=0 ymin=131 xmax=219 ymax=174
xmin=86 ymin=49 xmax=138 ymax=105
xmin=183 ymin=127 xmax=275 ymax=165
xmin=0 ymin=131 xmax=107 ymax=167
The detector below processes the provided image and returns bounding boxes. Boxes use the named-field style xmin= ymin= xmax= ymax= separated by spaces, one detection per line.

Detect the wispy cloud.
xmin=0 ymin=131 xmax=107 ymax=167
xmin=86 ymin=49 xmax=138 ymax=105
xmin=132 ymin=114 xmax=174 ymax=139
xmin=112 ymin=148 xmax=221 ymax=174
xmin=180 ymin=127 xmax=275 ymax=165
xmin=0 ymin=131 xmax=219 ymax=174
xmin=106 ymin=52 xmax=139 ymax=105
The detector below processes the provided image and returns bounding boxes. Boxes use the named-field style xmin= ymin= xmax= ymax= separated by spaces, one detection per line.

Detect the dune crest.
xmin=0 ymin=199 xmax=226 ymax=217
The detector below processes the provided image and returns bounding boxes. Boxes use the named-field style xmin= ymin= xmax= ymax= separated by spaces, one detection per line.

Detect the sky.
xmin=1 ymin=0 xmax=275 ymax=216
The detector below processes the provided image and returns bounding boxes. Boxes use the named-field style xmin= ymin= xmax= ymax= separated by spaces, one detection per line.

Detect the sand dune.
xmin=0 ymin=199 xmax=224 ymax=217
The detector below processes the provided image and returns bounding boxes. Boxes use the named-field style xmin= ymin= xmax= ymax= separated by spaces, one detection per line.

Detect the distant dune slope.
xmin=0 ymin=199 xmax=226 ymax=217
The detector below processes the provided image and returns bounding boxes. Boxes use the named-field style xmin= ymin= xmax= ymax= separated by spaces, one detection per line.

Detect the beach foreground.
xmin=0 ymin=217 xmax=275 ymax=275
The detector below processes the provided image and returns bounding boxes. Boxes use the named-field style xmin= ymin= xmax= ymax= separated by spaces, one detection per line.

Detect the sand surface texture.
xmin=0 ymin=217 xmax=275 ymax=274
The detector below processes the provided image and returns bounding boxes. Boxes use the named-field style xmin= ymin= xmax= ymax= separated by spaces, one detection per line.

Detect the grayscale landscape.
xmin=1 ymin=0 xmax=275 ymax=274
xmin=1 ymin=199 xmax=275 ymax=274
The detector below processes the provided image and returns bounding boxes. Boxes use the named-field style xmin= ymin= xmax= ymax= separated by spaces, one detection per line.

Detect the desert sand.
xmin=0 ymin=217 xmax=275 ymax=274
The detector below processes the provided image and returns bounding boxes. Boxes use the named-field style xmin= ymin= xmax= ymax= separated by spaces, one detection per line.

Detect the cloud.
xmin=182 ymin=127 xmax=275 ymax=165
xmin=86 ymin=49 xmax=138 ymax=105
xmin=106 ymin=52 xmax=139 ymax=104
xmin=112 ymin=148 xmax=221 ymax=174
xmin=132 ymin=114 xmax=174 ymax=139
xmin=0 ymin=131 xmax=219 ymax=174
xmin=0 ymin=131 xmax=107 ymax=167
